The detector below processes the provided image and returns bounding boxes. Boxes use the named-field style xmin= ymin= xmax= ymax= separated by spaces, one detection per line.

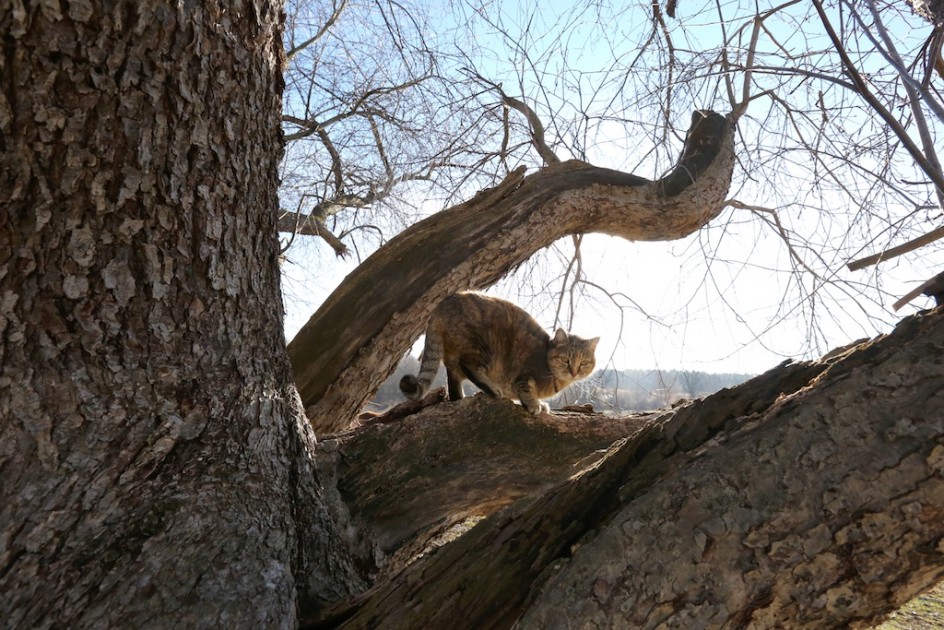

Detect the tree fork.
xmin=289 ymin=110 xmax=736 ymax=434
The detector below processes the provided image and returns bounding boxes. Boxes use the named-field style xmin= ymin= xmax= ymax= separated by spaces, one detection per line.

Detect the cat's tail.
xmin=399 ymin=329 xmax=444 ymax=400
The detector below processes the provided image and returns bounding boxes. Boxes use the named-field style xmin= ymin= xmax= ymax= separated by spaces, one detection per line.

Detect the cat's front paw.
xmin=525 ymin=401 xmax=550 ymax=415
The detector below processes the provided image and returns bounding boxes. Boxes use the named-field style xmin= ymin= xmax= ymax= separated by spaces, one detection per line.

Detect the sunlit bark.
xmin=290 ymin=111 xmax=735 ymax=434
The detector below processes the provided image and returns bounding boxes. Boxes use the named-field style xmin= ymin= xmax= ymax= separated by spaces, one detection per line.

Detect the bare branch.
xmin=727 ymin=199 xmax=821 ymax=279
xmin=847 ymin=225 xmax=944 ymax=271
xmin=650 ymin=0 xmax=676 ymax=130
xmin=500 ymin=93 xmax=561 ymax=166
xmin=731 ymin=0 xmax=803 ymax=120
xmin=812 ymin=0 xmax=944 ymax=199
xmin=286 ymin=0 xmax=348 ymax=60
xmin=860 ymin=0 xmax=944 ymax=212
xmin=856 ymin=0 xmax=944 ymax=126
xmin=278 ymin=211 xmax=350 ymax=257
xmin=283 ymin=78 xmax=432 ymax=142
xmin=892 ymin=271 xmax=944 ymax=310
xmin=465 ymin=69 xmax=560 ymax=166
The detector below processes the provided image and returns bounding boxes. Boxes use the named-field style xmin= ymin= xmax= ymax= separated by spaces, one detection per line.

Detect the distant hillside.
xmin=570 ymin=367 xmax=754 ymax=412
xmin=370 ymin=355 xmax=754 ymax=413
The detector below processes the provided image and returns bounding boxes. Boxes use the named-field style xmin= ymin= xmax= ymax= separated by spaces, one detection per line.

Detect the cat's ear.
xmin=552 ymin=328 xmax=568 ymax=344
xmin=586 ymin=337 xmax=600 ymax=351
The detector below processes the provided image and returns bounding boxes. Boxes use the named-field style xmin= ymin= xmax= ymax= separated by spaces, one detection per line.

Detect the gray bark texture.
xmin=306 ymin=307 xmax=944 ymax=629
xmin=288 ymin=111 xmax=735 ymax=434
xmin=3 ymin=2 xmax=943 ymax=629
xmin=1 ymin=3 xmax=363 ymax=627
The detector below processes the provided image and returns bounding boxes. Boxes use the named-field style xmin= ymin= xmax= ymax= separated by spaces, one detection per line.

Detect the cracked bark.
xmin=304 ymin=307 xmax=944 ymax=629
xmin=5 ymin=3 xmax=943 ymax=628
xmin=1 ymin=3 xmax=362 ymax=626
xmin=288 ymin=111 xmax=735 ymax=434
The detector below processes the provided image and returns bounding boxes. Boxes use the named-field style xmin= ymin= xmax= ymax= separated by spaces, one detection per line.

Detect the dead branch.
xmin=847 ymin=225 xmax=944 ymax=271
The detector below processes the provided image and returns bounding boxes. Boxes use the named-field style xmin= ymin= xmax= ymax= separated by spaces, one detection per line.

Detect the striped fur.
xmin=399 ymin=327 xmax=444 ymax=399
xmin=399 ymin=292 xmax=599 ymax=414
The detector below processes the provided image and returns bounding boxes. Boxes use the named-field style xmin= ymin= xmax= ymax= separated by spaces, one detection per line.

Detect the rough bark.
xmin=909 ymin=0 xmax=944 ymax=25
xmin=288 ymin=111 xmax=735 ymax=434
xmin=6 ymin=3 xmax=942 ymax=629
xmin=320 ymin=397 xmax=653 ymax=579
xmin=304 ymin=307 xmax=944 ymax=629
xmin=0 ymin=3 xmax=362 ymax=626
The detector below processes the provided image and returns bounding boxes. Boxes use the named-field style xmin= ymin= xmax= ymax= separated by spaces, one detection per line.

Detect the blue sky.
xmin=280 ymin=0 xmax=944 ymax=375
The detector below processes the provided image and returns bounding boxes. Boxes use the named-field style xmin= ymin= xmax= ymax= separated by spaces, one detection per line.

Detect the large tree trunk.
xmin=289 ymin=111 xmax=734 ymax=434
xmin=4 ymin=3 xmax=942 ymax=628
xmin=305 ymin=307 xmax=944 ymax=629
xmin=0 ymin=3 xmax=362 ymax=626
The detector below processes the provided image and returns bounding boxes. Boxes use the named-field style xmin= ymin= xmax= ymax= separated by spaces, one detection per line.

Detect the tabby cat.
xmin=400 ymin=292 xmax=599 ymax=415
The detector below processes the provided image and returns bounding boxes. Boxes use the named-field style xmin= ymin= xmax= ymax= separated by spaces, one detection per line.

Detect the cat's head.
xmin=547 ymin=328 xmax=599 ymax=383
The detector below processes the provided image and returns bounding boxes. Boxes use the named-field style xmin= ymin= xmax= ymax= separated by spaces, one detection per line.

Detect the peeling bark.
xmin=288 ymin=111 xmax=736 ymax=434
xmin=305 ymin=308 xmax=944 ymax=629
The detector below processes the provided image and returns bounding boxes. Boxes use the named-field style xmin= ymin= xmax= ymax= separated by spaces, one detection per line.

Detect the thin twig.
xmin=859 ymin=0 xmax=944 ymax=126
xmin=812 ymin=0 xmax=944 ymax=198
xmin=650 ymin=0 xmax=676 ymax=130
xmin=730 ymin=0 xmax=803 ymax=120
xmin=286 ymin=0 xmax=348 ymax=60
xmin=728 ymin=199 xmax=821 ymax=279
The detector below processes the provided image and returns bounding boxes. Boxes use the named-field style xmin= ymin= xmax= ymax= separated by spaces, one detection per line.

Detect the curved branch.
xmin=287 ymin=110 xmax=735 ymax=433
xmin=501 ymin=93 xmax=561 ymax=165
xmin=466 ymin=70 xmax=560 ymax=166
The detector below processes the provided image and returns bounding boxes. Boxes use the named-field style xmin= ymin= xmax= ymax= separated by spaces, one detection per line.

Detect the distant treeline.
xmin=370 ymin=355 xmax=755 ymax=413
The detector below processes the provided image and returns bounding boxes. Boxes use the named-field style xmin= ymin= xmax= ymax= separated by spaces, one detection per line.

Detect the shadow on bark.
xmin=300 ymin=307 xmax=944 ymax=628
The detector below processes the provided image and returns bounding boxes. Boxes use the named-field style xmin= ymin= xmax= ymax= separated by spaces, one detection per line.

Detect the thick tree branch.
xmin=288 ymin=110 xmax=736 ymax=433
xmin=323 ymin=397 xmax=652 ymax=575
xmin=303 ymin=307 xmax=944 ymax=628
xmin=278 ymin=213 xmax=350 ymax=257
